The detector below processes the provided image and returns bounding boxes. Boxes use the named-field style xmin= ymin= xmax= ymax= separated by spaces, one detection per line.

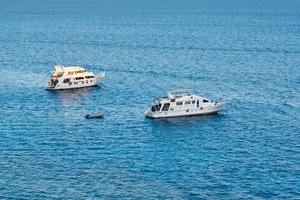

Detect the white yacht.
xmin=46 ymin=65 xmax=105 ymax=90
xmin=145 ymin=89 xmax=224 ymax=119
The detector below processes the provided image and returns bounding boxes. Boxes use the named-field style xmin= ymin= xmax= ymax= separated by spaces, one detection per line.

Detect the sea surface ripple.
xmin=0 ymin=0 xmax=299 ymax=199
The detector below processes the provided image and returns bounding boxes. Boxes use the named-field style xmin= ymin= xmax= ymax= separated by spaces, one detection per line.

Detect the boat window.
xmin=153 ymin=104 xmax=161 ymax=112
xmin=176 ymin=102 xmax=183 ymax=105
xmin=192 ymin=100 xmax=196 ymax=104
xmin=152 ymin=104 xmax=161 ymax=112
xmin=197 ymin=100 xmax=199 ymax=107
xmin=151 ymin=106 xmax=155 ymax=112
xmin=162 ymin=103 xmax=170 ymax=111
xmin=185 ymin=101 xmax=191 ymax=105
xmin=75 ymin=77 xmax=84 ymax=80
xmin=63 ymin=79 xmax=70 ymax=83
xmin=203 ymin=99 xmax=209 ymax=103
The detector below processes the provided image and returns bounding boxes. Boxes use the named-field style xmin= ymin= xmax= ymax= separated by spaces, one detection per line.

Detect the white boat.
xmin=145 ymin=89 xmax=224 ymax=119
xmin=46 ymin=65 xmax=105 ymax=90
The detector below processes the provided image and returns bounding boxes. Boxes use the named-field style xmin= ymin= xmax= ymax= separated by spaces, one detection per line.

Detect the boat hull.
xmin=85 ymin=113 xmax=104 ymax=119
xmin=46 ymin=81 xmax=97 ymax=90
xmin=145 ymin=104 xmax=224 ymax=119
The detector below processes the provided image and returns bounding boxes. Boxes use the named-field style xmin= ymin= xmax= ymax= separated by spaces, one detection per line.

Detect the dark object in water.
xmin=85 ymin=113 xmax=104 ymax=119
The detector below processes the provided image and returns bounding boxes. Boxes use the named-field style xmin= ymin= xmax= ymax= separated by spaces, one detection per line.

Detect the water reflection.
xmin=148 ymin=113 xmax=223 ymax=126
xmin=46 ymin=86 xmax=102 ymax=121
xmin=49 ymin=86 xmax=97 ymax=106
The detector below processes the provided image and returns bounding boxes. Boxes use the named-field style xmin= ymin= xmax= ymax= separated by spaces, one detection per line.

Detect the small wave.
xmin=283 ymin=102 xmax=298 ymax=108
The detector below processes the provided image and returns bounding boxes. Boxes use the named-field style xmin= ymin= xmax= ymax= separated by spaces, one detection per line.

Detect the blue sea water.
xmin=0 ymin=0 xmax=299 ymax=199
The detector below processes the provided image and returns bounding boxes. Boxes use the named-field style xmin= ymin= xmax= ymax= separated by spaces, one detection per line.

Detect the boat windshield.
xmin=151 ymin=104 xmax=161 ymax=112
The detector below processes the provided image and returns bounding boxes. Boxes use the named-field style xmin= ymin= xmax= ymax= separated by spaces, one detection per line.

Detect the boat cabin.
xmin=150 ymin=90 xmax=213 ymax=113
